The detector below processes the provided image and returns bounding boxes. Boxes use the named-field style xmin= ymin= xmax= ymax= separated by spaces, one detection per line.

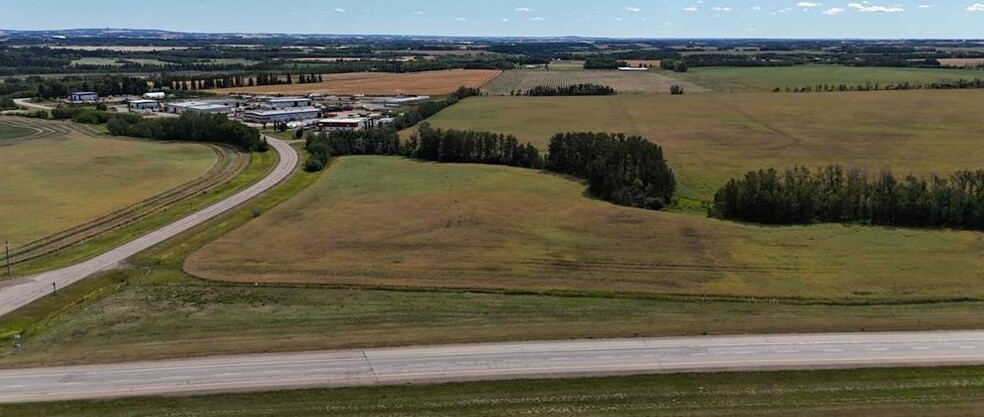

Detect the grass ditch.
xmin=4 ymin=367 xmax=984 ymax=416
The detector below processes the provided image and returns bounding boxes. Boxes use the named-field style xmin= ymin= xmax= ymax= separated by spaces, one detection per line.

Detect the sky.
xmin=2 ymin=1 xmax=984 ymax=39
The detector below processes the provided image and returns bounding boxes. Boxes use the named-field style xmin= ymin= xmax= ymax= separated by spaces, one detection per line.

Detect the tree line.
xmin=583 ymin=57 xmax=629 ymax=70
xmin=547 ymin=133 xmax=676 ymax=210
xmin=305 ymin=127 xmax=677 ymax=211
xmin=711 ymin=165 xmax=984 ymax=230
xmin=774 ymin=78 xmax=984 ymax=93
xmin=519 ymin=84 xmax=616 ymax=96
xmin=106 ymin=112 xmax=268 ymax=152
xmin=390 ymin=87 xmax=481 ymax=131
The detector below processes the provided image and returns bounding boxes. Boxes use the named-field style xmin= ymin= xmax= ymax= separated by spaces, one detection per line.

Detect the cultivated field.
xmin=0 ymin=118 xmax=217 ymax=249
xmin=674 ymin=65 xmax=984 ymax=92
xmin=209 ymin=69 xmax=502 ymax=96
xmin=422 ymin=90 xmax=984 ymax=200
xmin=186 ymin=156 xmax=984 ymax=302
xmin=0 ymin=123 xmax=32 ymax=142
xmin=482 ymin=68 xmax=704 ymax=95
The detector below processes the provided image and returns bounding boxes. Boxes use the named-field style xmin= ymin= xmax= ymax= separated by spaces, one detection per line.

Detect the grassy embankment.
xmin=5 ymin=367 xmax=984 ymax=417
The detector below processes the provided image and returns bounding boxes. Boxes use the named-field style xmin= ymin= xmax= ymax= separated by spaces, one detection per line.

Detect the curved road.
xmin=0 ymin=136 xmax=298 ymax=317
xmin=12 ymin=98 xmax=54 ymax=111
xmin=1 ymin=331 xmax=983 ymax=403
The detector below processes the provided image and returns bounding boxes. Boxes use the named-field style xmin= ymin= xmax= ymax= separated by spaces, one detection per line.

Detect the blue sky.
xmin=2 ymin=1 xmax=984 ymax=38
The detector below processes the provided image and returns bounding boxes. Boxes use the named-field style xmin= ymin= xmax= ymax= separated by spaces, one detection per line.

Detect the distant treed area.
xmin=521 ymin=83 xmax=616 ymax=96
xmin=712 ymin=166 xmax=984 ymax=230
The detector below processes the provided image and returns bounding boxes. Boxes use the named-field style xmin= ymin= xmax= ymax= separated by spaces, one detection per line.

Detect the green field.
xmin=676 ymin=65 xmax=984 ymax=92
xmin=185 ymin=156 xmax=984 ymax=303
xmin=5 ymin=368 xmax=984 ymax=416
xmin=0 ymin=120 xmax=217 ymax=249
xmin=421 ymin=90 xmax=984 ymax=200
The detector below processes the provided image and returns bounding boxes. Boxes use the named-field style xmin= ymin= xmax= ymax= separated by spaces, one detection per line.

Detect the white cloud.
xmin=514 ymin=7 xmax=532 ymax=12
xmin=411 ymin=10 xmax=424 ymax=15
xmin=333 ymin=8 xmax=346 ymax=13
xmin=822 ymin=7 xmax=845 ymax=14
xmin=967 ymin=3 xmax=984 ymax=11
xmin=626 ymin=6 xmax=641 ymax=12
xmin=684 ymin=6 xmax=699 ymax=12
xmin=847 ymin=3 xmax=905 ymax=13
xmin=531 ymin=16 xmax=545 ymax=21
xmin=797 ymin=2 xmax=822 ymax=7
xmin=454 ymin=17 xmax=467 ymax=21
xmin=712 ymin=6 xmax=734 ymax=12
xmin=501 ymin=17 xmax=510 ymax=22
xmin=917 ymin=4 xmax=932 ymax=8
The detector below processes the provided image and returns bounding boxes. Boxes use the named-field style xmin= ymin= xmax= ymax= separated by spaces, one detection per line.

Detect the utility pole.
xmin=4 ymin=240 xmax=9 ymax=276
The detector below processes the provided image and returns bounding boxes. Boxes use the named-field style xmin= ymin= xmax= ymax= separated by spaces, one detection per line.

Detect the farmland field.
xmin=674 ymin=65 xmax=984 ymax=92
xmin=938 ymin=58 xmax=984 ymax=68
xmin=186 ymin=156 xmax=984 ymax=302
xmin=208 ymin=69 xmax=501 ymax=96
xmin=0 ymin=118 xmax=217 ymax=249
xmin=482 ymin=68 xmax=704 ymax=95
xmin=0 ymin=123 xmax=32 ymax=142
xmin=5 ymin=368 xmax=984 ymax=417
xmin=421 ymin=90 xmax=984 ymax=200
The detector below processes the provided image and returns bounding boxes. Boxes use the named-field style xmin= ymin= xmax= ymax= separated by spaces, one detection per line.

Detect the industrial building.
xmin=128 ymin=99 xmax=159 ymax=111
xmin=316 ymin=117 xmax=367 ymax=132
xmin=243 ymin=107 xmax=322 ymax=124
xmin=265 ymin=97 xmax=313 ymax=109
xmin=68 ymin=92 xmax=99 ymax=103
xmin=143 ymin=92 xmax=166 ymax=100
xmin=165 ymin=100 xmax=236 ymax=115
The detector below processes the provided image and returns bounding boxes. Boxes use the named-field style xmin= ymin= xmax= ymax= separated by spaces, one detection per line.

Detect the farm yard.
xmin=481 ymin=68 xmax=704 ymax=95
xmin=208 ymin=69 xmax=502 ymax=96
xmin=0 ymin=117 xmax=219 ymax=251
xmin=421 ymin=90 xmax=984 ymax=200
xmin=186 ymin=156 xmax=984 ymax=303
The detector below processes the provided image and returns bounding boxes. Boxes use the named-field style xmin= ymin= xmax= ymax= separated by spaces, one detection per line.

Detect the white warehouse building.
xmin=128 ymin=99 xmax=159 ymax=110
xmin=242 ymin=107 xmax=322 ymax=124
xmin=164 ymin=100 xmax=237 ymax=115
xmin=265 ymin=97 xmax=313 ymax=109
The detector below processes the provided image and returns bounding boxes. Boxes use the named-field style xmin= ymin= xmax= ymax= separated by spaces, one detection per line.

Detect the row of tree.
xmin=390 ymin=87 xmax=481 ymax=131
xmin=304 ymin=127 xmax=677 ymax=211
xmin=711 ymin=165 xmax=984 ymax=230
xmin=106 ymin=112 xmax=268 ymax=152
xmin=520 ymin=84 xmax=616 ymax=96
xmin=166 ymin=73 xmax=325 ymax=91
xmin=547 ymin=133 xmax=676 ymax=210
xmin=774 ymin=78 xmax=984 ymax=93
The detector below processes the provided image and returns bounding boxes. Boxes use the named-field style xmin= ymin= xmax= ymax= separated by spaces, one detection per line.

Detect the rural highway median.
xmin=1 ymin=331 xmax=983 ymax=403
xmin=0 ymin=135 xmax=298 ymax=317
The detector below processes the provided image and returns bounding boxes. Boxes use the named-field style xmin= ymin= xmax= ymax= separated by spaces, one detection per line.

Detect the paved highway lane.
xmin=0 ymin=136 xmax=298 ymax=317
xmin=2 ymin=331 xmax=983 ymax=403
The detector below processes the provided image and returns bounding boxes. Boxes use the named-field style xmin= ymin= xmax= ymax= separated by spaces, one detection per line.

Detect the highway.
xmin=1 ymin=331 xmax=983 ymax=403
xmin=0 ymin=135 xmax=298 ymax=317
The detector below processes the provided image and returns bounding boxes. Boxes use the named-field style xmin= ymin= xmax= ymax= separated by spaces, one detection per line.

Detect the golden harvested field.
xmin=0 ymin=118 xmax=217 ymax=249
xmin=482 ymin=69 xmax=704 ymax=95
xmin=422 ymin=90 xmax=984 ymax=200
xmin=938 ymin=58 xmax=984 ymax=68
xmin=187 ymin=156 xmax=984 ymax=302
xmin=209 ymin=69 xmax=502 ymax=96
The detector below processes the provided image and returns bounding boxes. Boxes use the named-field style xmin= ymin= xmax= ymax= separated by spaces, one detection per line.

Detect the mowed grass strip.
xmin=186 ymin=156 xmax=984 ymax=302
xmin=0 ymin=129 xmax=216 ymax=248
xmin=208 ymin=69 xmax=502 ymax=96
xmin=675 ymin=65 xmax=984 ymax=92
xmin=4 ymin=367 xmax=984 ymax=416
xmin=0 ymin=122 xmax=33 ymax=142
xmin=421 ymin=90 xmax=984 ymax=200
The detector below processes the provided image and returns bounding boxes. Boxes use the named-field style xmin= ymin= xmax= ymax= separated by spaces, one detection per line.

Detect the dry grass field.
xmin=421 ymin=90 xmax=984 ymax=200
xmin=938 ymin=58 xmax=984 ymax=68
xmin=0 ymin=118 xmax=217 ymax=249
xmin=186 ymin=156 xmax=984 ymax=302
xmin=673 ymin=65 xmax=984 ymax=92
xmin=209 ymin=69 xmax=501 ymax=96
xmin=482 ymin=68 xmax=704 ymax=95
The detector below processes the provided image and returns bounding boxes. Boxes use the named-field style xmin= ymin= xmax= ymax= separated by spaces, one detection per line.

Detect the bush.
xmin=670 ymin=85 xmax=685 ymax=95
xmin=106 ymin=112 xmax=265 ymax=152
xmin=303 ymin=157 xmax=325 ymax=172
